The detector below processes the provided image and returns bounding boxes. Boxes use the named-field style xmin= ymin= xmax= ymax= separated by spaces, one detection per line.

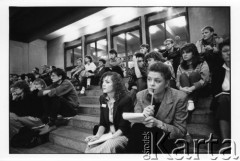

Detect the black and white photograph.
xmin=1 ymin=0 xmax=239 ymax=161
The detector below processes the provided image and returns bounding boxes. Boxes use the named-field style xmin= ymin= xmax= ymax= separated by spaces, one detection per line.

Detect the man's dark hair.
xmin=99 ymin=59 xmax=106 ymax=64
xmin=219 ymin=38 xmax=230 ymax=52
xmin=109 ymin=49 xmax=118 ymax=56
xmin=20 ymin=74 xmax=26 ymax=80
xmin=50 ymin=68 xmax=67 ymax=80
xmin=85 ymin=55 xmax=93 ymax=62
xmin=135 ymin=52 xmax=145 ymax=59
xmin=11 ymin=80 xmax=31 ymax=95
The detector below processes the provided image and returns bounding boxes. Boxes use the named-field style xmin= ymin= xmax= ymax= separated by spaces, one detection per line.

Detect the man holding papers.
xmin=127 ymin=62 xmax=188 ymax=154
xmin=85 ymin=72 xmax=134 ymax=153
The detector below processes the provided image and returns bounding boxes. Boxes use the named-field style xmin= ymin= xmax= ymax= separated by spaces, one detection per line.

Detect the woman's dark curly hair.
xmin=11 ymin=80 xmax=31 ymax=96
xmin=100 ymin=71 xmax=128 ymax=101
xmin=180 ymin=43 xmax=202 ymax=70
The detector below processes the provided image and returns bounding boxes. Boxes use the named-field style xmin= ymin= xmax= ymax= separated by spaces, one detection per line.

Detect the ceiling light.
xmin=118 ymin=34 xmax=132 ymax=40
xmin=149 ymin=25 xmax=160 ymax=34
xmin=168 ymin=16 xmax=186 ymax=27
xmin=97 ymin=39 xmax=107 ymax=46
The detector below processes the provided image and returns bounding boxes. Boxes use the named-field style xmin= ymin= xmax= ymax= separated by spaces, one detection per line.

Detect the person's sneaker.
xmin=187 ymin=100 xmax=195 ymax=111
xmin=38 ymin=125 xmax=56 ymax=135
xmin=80 ymin=88 xmax=85 ymax=94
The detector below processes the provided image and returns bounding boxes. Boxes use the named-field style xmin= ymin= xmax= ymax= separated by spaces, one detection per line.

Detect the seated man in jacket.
xmin=128 ymin=52 xmax=147 ymax=103
xmin=91 ymin=59 xmax=110 ymax=85
xmin=38 ymin=68 xmax=78 ymax=135
xmin=108 ymin=49 xmax=124 ymax=77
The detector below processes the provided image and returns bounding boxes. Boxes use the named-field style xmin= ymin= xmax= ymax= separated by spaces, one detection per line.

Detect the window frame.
xmin=145 ymin=8 xmax=190 ymax=49
xmin=111 ymin=17 xmax=142 ymax=70
xmin=64 ymin=39 xmax=82 ymax=71
xmin=85 ymin=28 xmax=108 ymax=62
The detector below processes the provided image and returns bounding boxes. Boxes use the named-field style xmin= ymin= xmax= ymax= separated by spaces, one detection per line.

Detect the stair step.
xmin=187 ymin=124 xmax=217 ymax=139
xmin=84 ymin=89 xmax=103 ymax=96
xmin=78 ymin=104 xmax=100 ymax=115
xmin=79 ymin=96 xmax=99 ymax=105
xmin=10 ymin=142 xmax=81 ymax=154
xmin=195 ymin=96 xmax=212 ymax=109
xmin=69 ymin=114 xmax=99 ymax=130
xmin=189 ymin=108 xmax=214 ymax=124
xmin=49 ymin=126 xmax=91 ymax=152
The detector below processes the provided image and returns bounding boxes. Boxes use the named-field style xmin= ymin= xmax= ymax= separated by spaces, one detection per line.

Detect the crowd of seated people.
xmin=10 ymin=25 xmax=230 ymax=154
xmin=10 ymin=68 xmax=78 ymax=140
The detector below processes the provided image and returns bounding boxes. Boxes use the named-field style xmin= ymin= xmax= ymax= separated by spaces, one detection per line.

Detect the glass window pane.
xmin=113 ymin=34 xmax=126 ymax=59
xmin=86 ymin=42 xmax=96 ymax=60
xmin=73 ymin=46 xmax=82 ymax=66
xmin=165 ymin=16 xmax=188 ymax=47
xmin=149 ymin=23 xmax=166 ymax=51
xmin=96 ymin=39 xmax=107 ymax=61
xmin=126 ymin=30 xmax=141 ymax=69
xmin=66 ymin=49 xmax=73 ymax=68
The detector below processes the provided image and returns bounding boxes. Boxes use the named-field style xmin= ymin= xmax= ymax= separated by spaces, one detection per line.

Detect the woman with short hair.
xmin=127 ymin=62 xmax=188 ymax=153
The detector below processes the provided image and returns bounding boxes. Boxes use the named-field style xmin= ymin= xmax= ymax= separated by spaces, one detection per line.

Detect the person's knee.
xmin=180 ymin=73 xmax=190 ymax=87
xmin=189 ymin=72 xmax=201 ymax=83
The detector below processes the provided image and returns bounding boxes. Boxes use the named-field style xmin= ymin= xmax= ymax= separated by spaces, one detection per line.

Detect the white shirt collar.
xmin=222 ymin=63 xmax=230 ymax=71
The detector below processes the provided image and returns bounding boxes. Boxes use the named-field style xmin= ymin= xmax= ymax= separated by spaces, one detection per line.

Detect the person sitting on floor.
xmin=10 ymin=80 xmax=44 ymax=140
xmin=128 ymin=52 xmax=147 ymax=103
xmin=80 ymin=56 xmax=96 ymax=94
xmin=91 ymin=59 xmax=110 ymax=85
xmin=162 ymin=38 xmax=181 ymax=76
xmin=85 ymin=72 xmax=134 ymax=153
xmin=210 ymin=39 xmax=230 ymax=149
xmin=127 ymin=62 xmax=188 ymax=154
xmin=108 ymin=49 xmax=124 ymax=78
xmin=140 ymin=43 xmax=150 ymax=55
xmin=176 ymin=43 xmax=210 ymax=111
xmin=195 ymin=26 xmax=223 ymax=73
xmin=38 ymin=68 xmax=78 ymax=135
xmin=71 ymin=58 xmax=85 ymax=87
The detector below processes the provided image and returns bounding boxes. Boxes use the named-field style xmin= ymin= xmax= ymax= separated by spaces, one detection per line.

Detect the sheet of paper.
xmin=122 ymin=113 xmax=146 ymax=123
xmin=88 ymin=132 xmax=113 ymax=146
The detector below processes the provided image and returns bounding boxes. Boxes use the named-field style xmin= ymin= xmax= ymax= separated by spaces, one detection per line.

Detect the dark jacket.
xmin=94 ymin=66 xmax=110 ymax=79
xmin=210 ymin=64 xmax=230 ymax=111
xmin=163 ymin=47 xmax=181 ymax=74
xmin=10 ymin=92 xmax=44 ymax=118
xmin=99 ymin=94 xmax=134 ymax=136
xmin=211 ymin=65 xmax=228 ymax=96
xmin=135 ymin=88 xmax=188 ymax=139
xmin=38 ymin=79 xmax=79 ymax=107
